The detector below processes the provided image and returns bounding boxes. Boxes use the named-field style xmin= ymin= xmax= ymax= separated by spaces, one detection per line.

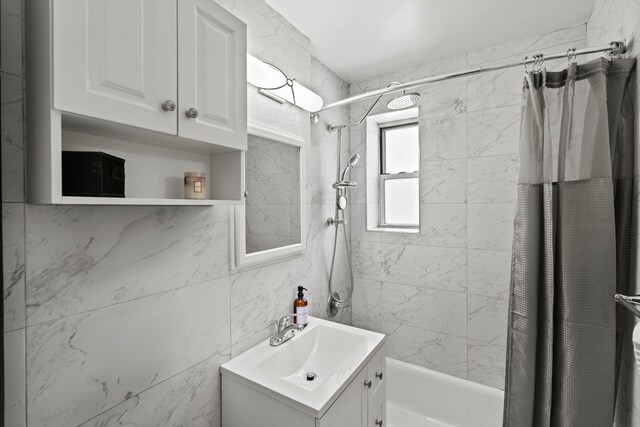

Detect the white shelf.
xmin=61 ymin=196 xmax=240 ymax=206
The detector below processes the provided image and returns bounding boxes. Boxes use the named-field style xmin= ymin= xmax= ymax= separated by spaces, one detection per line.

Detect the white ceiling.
xmin=265 ymin=0 xmax=597 ymax=82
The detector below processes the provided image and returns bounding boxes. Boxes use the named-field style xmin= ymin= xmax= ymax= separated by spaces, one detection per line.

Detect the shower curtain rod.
xmin=316 ymin=40 xmax=628 ymax=112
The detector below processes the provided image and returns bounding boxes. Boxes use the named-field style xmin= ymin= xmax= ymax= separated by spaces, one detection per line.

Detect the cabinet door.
xmin=369 ymin=385 xmax=386 ymax=427
xmin=317 ymin=369 xmax=367 ymax=427
xmin=177 ymin=0 xmax=247 ymax=149
xmin=367 ymin=346 xmax=386 ymax=427
xmin=52 ymin=0 xmax=178 ymax=134
xmin=368 ymin=345 xmax=386 ymax=395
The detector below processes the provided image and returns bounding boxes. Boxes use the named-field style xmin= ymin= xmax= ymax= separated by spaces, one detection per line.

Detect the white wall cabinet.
xmin=178 ymin=0 xmax=247 ymax=148
xmin=26 ymin=0 xmax=247 ymax=205
xmin=222 ymin=346 xmax=387 ymax=427
xmin=53 ymin=0 xmax=178 ymax=135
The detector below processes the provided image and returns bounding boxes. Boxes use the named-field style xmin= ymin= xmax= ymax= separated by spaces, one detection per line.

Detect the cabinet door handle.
xmin=364 ymin=380 xmax=372 ymax=389
xmin=185 ymin=108 xmax=199 ymax=119
xmin=161 ymin=100 xmax=176 ymax=112
xmin=375 ymin=372 xmax=383 ymax=380
xmin=375 ymin=420 xmax=383 ymax=426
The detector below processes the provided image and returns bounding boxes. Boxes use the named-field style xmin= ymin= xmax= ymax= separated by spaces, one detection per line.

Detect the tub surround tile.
xmin=5 ymin=328 xmax=26 ymax=427
xmin=420 ymin=159 xmax=467 ymax=204
xmin=79 ymin=350 xmax=230 ymax=427
xmin=352 ymin=278 xmax=382 ymax=319
xmin=26 ymin=277 xmax=230 ymax=427
xmin=352 ymin=240 xmax=382 ymax=280
xmin=467 ymin=249 xmax=512 ymax=300
xmin=467 ymin=66 xmax=523 ymax=113
xmin=416 ymin=54 xmax=467 ymax=78
xmin=381 ymin=282 xmax=466 ymax=337
xmin=1 ymin=71 xmax=24 ymax=202
xmin=382 ymin=321 xmax=467 ymax=380
xmin=350 ymin=203 xmax=381 ymax=243
xmin=3 ymin=202 xmax=25 ymax=331
xmin=467 ymin=106 xmax=520 ymax=157
xmin=467 ymin=203 xmax=515 ymax=251
xmin=420 ymin=204 xmax=467 ymax=248
xmin=467 ymin=341 xmax=506 ymax=390
xmin=421 ymin=113 xmax=467 ymax=161
xmin=381 ymin=243 xmax=466 ymax=292
xmin=467 ymin=155 xmax=518 ymax=204
xmin=25 ymin=205 xmax=229 ymax=326
xmin=467 ymin=25 xmax=586 ymax=66
xmin=420 ymin=78 xmax=467 ymax=119
xmin=467 ymin=295 xmax=509 ymax=346
xmin=349 ymin=166 xmax=369 ymax=205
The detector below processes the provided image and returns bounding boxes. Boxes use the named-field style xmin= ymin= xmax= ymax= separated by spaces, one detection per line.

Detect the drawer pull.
xmin=364 ymin=380 xmax=372 ymax=389
xmin=375 ymin=420 xmax=383 ymax=426
xmin=375 ymin=372 xmax=383 ymax=380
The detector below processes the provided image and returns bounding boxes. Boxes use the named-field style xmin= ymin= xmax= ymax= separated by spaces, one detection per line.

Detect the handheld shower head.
xmin=340 ymin=153 xmax=360 ymax=181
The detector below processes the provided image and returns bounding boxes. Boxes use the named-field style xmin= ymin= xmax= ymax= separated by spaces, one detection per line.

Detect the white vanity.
xmin=221 ymin=317 xmax=386 ymax=427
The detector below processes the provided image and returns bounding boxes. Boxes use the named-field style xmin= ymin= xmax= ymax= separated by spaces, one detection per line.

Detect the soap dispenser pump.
xmin=294 ymin=286 xmax=309 ymax=326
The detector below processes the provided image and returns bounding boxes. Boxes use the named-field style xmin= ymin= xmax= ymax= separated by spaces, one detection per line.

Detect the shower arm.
xmin=317 ymin=41 xmax=628 ymax=114
xmin=327 ymin=81 xmax=401 ymax=132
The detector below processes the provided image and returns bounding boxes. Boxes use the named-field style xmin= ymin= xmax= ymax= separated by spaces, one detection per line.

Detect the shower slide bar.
xmin=316 ymin=40 xmax=628 ymax=112
xmin=615 ymin=294 xmax=640 ymax=319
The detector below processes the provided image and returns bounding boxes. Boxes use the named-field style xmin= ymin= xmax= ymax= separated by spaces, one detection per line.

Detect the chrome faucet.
xmin=270 ymin=314 xmax=305 ymax=346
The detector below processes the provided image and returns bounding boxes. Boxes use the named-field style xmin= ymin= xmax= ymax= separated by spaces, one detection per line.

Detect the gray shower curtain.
xmin=503 ymin=57 xmax=636 ymax=427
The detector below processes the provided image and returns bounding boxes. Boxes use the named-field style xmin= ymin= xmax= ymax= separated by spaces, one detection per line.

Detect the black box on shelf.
xmin=62 ymin=151 xmax=126 ymax=197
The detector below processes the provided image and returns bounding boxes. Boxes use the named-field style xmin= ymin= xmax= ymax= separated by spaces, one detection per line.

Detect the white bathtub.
xmin=386 ymin=358 xmax=504 ymax=427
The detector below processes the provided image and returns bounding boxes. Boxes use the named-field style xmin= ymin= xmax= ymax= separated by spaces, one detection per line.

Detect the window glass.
xmin=384 ymin=178 xmax=419 ymax=225
xmin=382 ymin=124 xmax=419 ymax=174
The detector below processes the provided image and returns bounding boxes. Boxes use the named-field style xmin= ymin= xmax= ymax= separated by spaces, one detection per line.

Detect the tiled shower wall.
xmin=349 ymin=25 xmax=588 ymax=389
xmin=1 ymin=1 xmax=351 ymax=426
xmin=587 ymin=0 xmax=640 ymax=424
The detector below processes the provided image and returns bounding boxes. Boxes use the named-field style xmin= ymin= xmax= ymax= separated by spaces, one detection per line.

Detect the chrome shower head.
xmin=387 ymin=90 xmax=421 ymax=110
xmin=340 ymin=153 xmax=360 ymax=182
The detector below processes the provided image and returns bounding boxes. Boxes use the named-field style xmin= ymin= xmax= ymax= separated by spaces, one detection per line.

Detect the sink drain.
xmin=304 ymin=372 xmax=317 ymax=382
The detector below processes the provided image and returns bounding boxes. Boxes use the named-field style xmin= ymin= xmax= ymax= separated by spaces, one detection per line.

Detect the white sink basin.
xmin=221 ymin=316 xmax=385 ymax=417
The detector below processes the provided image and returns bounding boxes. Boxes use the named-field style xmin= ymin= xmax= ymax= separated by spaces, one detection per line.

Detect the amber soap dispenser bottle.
xmin=293 ymin=286 xmax=309 ymax=326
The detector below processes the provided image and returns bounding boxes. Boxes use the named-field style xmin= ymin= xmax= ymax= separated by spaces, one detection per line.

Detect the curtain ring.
xmin=567 ymin=48 xmax=577 ymax=64
xmin=523 ymin=56 xmax=532 ymax=73
xmin=535 ymin=54 xmax=545 ymax=72
xmin=538 ymin=53 xmax=544 ymax=72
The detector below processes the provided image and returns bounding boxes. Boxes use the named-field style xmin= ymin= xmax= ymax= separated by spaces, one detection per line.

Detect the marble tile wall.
xmin=587 ymin=0 xmax=640 ymax=424
xmin=1 ymin=1 xmax=351 ymax=426
xmin=349 ymin=25 xmax=588 ymax=389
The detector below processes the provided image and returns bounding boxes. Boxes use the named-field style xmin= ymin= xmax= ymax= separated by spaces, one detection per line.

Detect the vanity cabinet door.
xmin=367 ymin=346 xmax=386 ymax=427
xmin=52 ymin=0 xmax=178 ymax=134
xmin=367 ymin=345 xmax=386 ymax=394
xmin=317 ymin=368 xmax=367 ymax=427
xmin=178 ymin=0 xmax=247 ymax=149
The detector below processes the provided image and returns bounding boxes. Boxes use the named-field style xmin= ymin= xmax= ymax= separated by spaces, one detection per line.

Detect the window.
xmin=379 ymin=121 xmax=419 ymax=228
